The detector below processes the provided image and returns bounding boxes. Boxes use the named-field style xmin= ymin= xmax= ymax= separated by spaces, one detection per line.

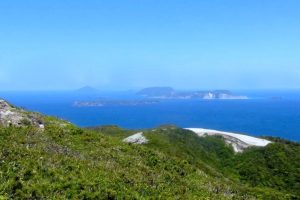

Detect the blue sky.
xmin=0 ymin=0 xmax=300 ymax=91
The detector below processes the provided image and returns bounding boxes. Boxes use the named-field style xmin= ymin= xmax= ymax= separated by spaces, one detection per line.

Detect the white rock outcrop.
xmin=0 ymin=99 xmax=44 ymax=129
xmin=185 ymin=128 xmax=271 ymax=153
xmin=123 ymin=132 xmax=149 ymax=144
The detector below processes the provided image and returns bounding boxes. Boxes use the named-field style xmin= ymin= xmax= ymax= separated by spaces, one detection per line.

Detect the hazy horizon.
xmin=1 ymin=0 xmax=300 ymax=91
xmin=1 ymin=86 xmax=300 ymax=93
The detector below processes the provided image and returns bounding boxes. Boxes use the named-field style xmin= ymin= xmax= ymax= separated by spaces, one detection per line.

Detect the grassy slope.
xmin=0 ymin=120 xmax=255 ymax=199
xmin=98 ymin=126 xmax=300 ymax=199
xmin=1 ymin=106 xmax=299 ymax=200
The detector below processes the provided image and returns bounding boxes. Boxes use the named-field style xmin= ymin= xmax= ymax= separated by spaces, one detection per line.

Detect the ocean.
xmin=1 ymin=90 xmax=300 ymax=142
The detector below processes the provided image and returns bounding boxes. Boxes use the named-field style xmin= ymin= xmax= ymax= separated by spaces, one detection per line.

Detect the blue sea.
xmin=1 ymin=90 xmax=300 ymax=142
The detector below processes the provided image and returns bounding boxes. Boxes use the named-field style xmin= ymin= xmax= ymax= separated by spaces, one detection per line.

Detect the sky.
xmin=0 ymin=0 xmax=300 ymax=91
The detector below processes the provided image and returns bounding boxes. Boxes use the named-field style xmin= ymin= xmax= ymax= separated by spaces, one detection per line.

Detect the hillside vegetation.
xmin=0 ymin=125 xmax=250 ymax=199
xmin=96 ymin=126 xmax=300 ymax=199
xmin=0 ymin=100 xmax=299 ymax=199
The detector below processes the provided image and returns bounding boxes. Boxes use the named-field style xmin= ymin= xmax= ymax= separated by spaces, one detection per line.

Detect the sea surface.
xmin=1 ymin=90 xmax=300 ymax=142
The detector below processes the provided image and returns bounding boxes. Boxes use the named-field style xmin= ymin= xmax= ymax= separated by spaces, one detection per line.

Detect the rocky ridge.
xmin=0 ymin=99 xmax=44 ymax=129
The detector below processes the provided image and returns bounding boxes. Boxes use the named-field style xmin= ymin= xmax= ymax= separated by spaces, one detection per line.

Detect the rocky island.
xmin=137 ymin=87 xmax=248 ymax=99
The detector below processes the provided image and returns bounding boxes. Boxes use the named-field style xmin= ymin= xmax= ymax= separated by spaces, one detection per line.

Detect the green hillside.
xmin=0 ymin=101 xmax=299 ymax=199
xmin=96 ymin=126 xmax=300 ymax=199
xmin=0 ymin=125 xmax=247 ymax=199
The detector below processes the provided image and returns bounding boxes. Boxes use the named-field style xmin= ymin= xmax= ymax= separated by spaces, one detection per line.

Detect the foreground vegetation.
xmin=97 ymin=125 xmax=300 ymax=199
xmin=0 ymin=114 xmax=299 ymax=199
xmin=0 ymin=125 xmax=246 ymax=199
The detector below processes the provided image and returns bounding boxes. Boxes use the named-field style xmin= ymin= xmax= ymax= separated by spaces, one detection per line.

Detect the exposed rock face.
xmin=123 ymin=132 xmax=149 ymax=144
xmin=218 ymin=134 xmax=252 ymax=153
xmin=0 ymin=99 xmax=44 ymax=128
xmin=185 ymin=128 xmax=271 ymax=153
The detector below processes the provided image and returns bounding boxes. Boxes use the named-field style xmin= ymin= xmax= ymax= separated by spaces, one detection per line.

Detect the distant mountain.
xmin=75 ymin=86 xmax=99 ymax=93
xmin=137 ymin=87 xmax=248 ymax=99
xmin=137 ymin=87 xmax=175 ymax=97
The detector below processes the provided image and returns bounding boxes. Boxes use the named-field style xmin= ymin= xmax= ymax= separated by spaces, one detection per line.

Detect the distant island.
xmin=75 ymin=86 xmax=99 ymax=93
xmin=72 ymin=87 xmax=248 ymax=107
xmin=137 ymin=87 xmax=248 ymax=99
xmin=73 ymin=99 xmax=160 ymax=107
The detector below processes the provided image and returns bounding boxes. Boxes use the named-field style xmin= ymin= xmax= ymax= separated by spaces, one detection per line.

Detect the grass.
xmin=0 ymin=125 xmax=250 ymax=199
xmin=0 ymin=115 xmax=299 ymax=199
